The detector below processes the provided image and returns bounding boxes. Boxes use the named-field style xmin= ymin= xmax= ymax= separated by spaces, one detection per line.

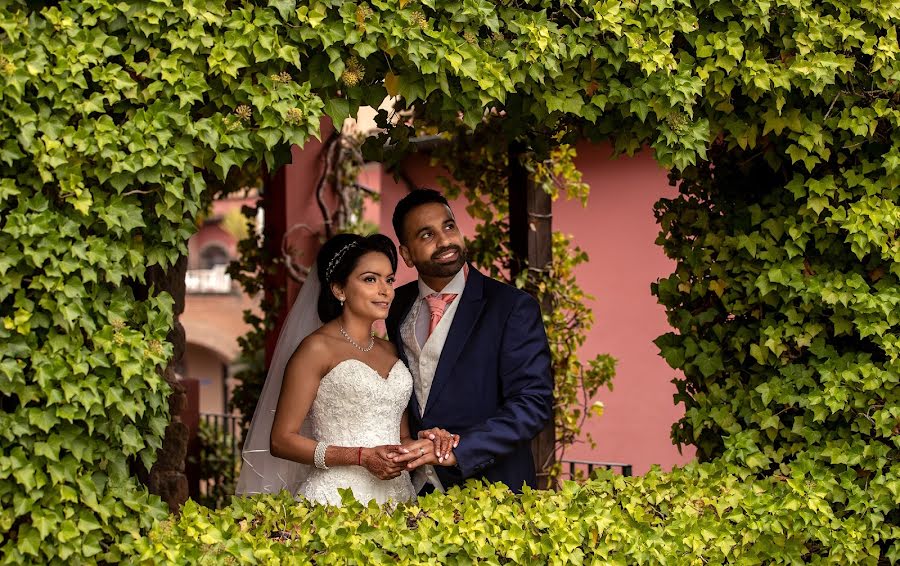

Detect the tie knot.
xmin=424 ymin=293 xmax=457 ymax=338
xmin=425 ymin=293 xmax=457 ymax=316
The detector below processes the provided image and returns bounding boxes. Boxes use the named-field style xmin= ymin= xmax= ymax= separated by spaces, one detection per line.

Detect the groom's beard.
xmin=416 ymin=245 xmax=467 ymax=278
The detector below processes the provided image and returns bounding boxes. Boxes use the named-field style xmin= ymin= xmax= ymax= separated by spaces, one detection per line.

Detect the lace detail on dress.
xmin=296 ymin=359 xmax=416 ymax=506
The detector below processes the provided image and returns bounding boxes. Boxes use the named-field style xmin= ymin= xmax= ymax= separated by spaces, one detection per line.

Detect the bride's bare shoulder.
xmin=299 ymin=331 xmax=332 ymax=353
xmin=285 ymin=331 xmax=337 ymax=375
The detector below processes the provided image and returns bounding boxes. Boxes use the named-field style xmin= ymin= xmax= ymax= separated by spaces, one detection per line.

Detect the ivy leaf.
xmin=695 ymin=352 xmax=722 ymax=377
xmin=214 ymin=150 xmax=242 ymax=177
xmin=59 ymin=520 xmax=80 ymax=543
xmin=78 ymin=512 xmax=102 ymax=534
xmin=268 ymin=0 xmax=296 ymax=21
xmin=120 ymin=425 xmax=144 ymax=454
xmin=257 ymin=128 xmax=283 ymax=150
xmin=18 ymin=525 xmax=41 ymax=557
xmin=82 ymin=532 xmax=103 ymax=557
xmin=756 ymin=383 xmax=773 ymax=406
xmin=32 ymin=510 xmax=56 ymax=539
xmin=385 ymin=72 xmax=400 ymax=97
xmin=745 ymin=452 xmax=771 ymax=469
xmin=323 ymin=98 xmax=350 ymax=126
xmin=29 ymin=409 xmax=59 ymax=433
xmin=807 ymin=196 xmax=828 ymax=216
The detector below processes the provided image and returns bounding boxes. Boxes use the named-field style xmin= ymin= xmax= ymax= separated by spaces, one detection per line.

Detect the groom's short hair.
xmin=392 ymin=188 xmax=451 ymax=244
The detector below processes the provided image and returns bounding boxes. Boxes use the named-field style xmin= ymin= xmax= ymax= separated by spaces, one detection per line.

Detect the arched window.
xmin=199 ymin=244 xmax=230 ymax=270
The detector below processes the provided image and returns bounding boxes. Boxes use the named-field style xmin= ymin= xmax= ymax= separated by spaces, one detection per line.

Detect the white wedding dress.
xmin=295 ymin=358 xmax=417 ymax=506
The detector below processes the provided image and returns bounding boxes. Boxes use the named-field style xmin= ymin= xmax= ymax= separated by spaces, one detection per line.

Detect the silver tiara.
xmin=325 ymin=241 xmax=359 ymax=282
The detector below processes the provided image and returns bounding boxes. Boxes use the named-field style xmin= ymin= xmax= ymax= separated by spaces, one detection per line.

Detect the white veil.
xmin=235 ymin=263 xmax=323 ymax=495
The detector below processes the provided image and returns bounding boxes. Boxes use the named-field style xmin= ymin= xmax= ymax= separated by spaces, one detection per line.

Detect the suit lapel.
xmin=424 ymin=267 xmax=486 ymax=417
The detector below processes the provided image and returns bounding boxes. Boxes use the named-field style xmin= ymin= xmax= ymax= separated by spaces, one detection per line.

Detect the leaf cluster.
xmin=137 ymin=463 xmax=898 ymax=564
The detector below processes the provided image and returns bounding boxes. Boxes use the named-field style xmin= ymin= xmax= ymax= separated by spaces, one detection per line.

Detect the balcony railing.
xmin=190 ymin=412 xmax=242 ymax=508
xmin=559 ymin=458 xmax=633 ymax=481
xmin=185 ymin=265 xmax=232 ymax=294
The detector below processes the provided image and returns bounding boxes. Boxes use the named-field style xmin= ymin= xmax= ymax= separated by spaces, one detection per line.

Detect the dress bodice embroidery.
xmin=296 ymin=358 xmax=416 ymax=506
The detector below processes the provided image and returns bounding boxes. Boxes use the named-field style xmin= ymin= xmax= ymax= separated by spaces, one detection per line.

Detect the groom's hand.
xmin=394 ymin=438 xmax=458 ymax=469
xmin=417 ymin=428 xmax=459 ymax=464
xmin=362 ymin=445 xmax=406 ymax=480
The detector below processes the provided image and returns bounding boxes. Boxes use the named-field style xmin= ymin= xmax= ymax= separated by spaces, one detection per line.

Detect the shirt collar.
xmin=418 ymin=264 xmax=468 ymax=299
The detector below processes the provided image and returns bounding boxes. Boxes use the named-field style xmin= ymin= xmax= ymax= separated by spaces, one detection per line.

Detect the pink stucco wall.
xmin=557 ymin=144 xmax=694 ymax=473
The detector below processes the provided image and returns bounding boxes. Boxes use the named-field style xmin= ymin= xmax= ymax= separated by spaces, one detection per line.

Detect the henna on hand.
xmin=362 ymin=445 xmax=406 ymax=480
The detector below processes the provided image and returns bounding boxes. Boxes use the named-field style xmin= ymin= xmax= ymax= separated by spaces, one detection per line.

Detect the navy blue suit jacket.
xmin=386 ymin=267 xmax=554 ymax=492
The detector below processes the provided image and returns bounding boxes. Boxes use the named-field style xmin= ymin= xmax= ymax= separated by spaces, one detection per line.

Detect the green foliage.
xmin=136 ymin=463 xmax=895 ymax=564
xmin=2 ymin=0 xmax=899 ymax=562
xmin=647 ymin=0 xmax=900 ymax=553
xmin=433 ymin=131 xmax=617 ymax=476
xmin=652 ymin=144 xmax=900 ymax=555
xmin=0 ymin=1 xmax=322 ymax=562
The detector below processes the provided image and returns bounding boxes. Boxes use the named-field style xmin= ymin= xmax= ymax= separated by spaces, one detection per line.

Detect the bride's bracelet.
xmin=313 ymin=442 xmax=330 ymax=470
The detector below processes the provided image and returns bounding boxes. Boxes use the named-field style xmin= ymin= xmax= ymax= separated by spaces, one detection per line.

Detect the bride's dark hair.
xmin=316 ymin=233 xmax=398 ymax=323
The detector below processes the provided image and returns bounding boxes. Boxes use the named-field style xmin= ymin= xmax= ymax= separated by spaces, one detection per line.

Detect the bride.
xmin=235 ymin=233 xmax=457 ymax=505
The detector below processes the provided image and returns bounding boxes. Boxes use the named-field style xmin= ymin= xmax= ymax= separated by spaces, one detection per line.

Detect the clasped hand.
xmin=394 ymin=427 xmax=460 ymax=469
xmin=360 ymin=428 xmax=460 ymax=479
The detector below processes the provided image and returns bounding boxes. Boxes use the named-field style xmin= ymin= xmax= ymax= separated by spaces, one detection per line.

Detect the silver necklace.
xmin=339 ymin=325 xmax=375 ymax=352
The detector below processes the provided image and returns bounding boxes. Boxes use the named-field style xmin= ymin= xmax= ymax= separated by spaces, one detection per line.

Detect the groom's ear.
xmin=399 ymin=245 xmax=415 ymax=268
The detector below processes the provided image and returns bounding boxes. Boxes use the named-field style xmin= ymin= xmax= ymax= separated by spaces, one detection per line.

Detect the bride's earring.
xmin=339 ymin=297 xmax=345 ymax=307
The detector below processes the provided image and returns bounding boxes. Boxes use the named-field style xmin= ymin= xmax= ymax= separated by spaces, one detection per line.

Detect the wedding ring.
xmin=419 ymin=448 xmax=425 ymax=455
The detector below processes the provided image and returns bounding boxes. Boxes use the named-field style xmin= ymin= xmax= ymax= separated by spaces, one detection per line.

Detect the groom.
xmin=386 ymin=188 xmax=554 ymax=493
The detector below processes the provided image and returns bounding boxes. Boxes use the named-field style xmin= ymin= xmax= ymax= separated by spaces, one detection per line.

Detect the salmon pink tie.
xmin=425 ymin=293 xmax=457 ymax=337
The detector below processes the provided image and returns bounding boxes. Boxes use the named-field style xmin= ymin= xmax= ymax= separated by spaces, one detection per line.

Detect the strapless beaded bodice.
xmin=296 ymin=359 xmax=416 ymax=506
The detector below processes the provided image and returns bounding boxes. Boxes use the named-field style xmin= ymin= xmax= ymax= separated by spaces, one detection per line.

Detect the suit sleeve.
xmin=451 ymin=293 xmax=554 ymax=479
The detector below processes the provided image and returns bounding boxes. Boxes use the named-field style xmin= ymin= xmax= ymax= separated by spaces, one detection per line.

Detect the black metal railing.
xmin=559 ymin=458 xmax=632 ymax=482
xmin=193 ymin=412 xmax=241 ymax=508
xmin=200 ymin=412 xmax=241 ymax=457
